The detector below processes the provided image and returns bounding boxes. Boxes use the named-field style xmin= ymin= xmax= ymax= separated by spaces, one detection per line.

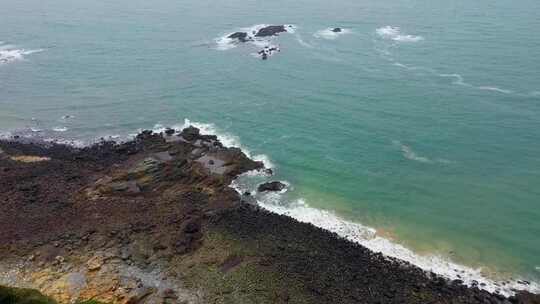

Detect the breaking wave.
xmin=231 ymin=171 xmax=539 ymax=297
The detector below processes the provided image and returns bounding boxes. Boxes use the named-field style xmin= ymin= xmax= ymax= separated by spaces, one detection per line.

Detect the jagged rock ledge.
xmin=0 ymin=126 xmax=538 ymax=304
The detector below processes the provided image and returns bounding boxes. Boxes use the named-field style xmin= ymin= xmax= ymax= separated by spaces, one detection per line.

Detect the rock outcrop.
xmin=254 ymin=25 xmax=287 ymax=37
xmin=227 ymin=32 xmax=251 ymax=43
xmin=0 ymin=128 xmax=539 ymax=304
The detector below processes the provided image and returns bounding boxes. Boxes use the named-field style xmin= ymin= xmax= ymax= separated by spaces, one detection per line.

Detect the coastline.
xmin=1 ymin=126 xmax=539 ymax=303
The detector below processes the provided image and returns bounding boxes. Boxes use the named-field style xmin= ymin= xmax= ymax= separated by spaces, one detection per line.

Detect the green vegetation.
xmin=0 ymin=286 xmax=108 ymax=304
xmin=0 ymin=285 xmax=57 ymax=304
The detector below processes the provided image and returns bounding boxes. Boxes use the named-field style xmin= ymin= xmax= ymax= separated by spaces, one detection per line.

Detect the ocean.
xmin=1 ymin=0 xmax=539 ymax=296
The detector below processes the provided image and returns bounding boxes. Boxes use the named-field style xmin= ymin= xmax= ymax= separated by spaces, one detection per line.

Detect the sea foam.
xmin=478 ymin=86 xmax=513 ymax=94
xmin=223 ymin=128 xmax=540 ymax=297
xmin=52 ymin=127 xmax=68 ymax=132
xmin=232 ymin=172 xmax=540 ymax=297
xmin=314 ymin=28 xmax=352 ymax=40
xmin=255 ymin=197 xmax=540 ymax=297
xmin=0 ymin=42 xmax=42 ymax=65
xmin=376 ymin=26 xmax=424 ymax=42
xmin=393 ymin=140 xmax=453 ymax=164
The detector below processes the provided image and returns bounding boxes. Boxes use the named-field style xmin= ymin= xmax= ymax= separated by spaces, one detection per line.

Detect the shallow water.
xmin=1 ymin=0 xmax=540 ymax=294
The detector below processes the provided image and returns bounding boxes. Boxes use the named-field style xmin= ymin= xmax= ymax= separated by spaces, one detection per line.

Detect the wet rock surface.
xmin=257 ymin=181 xmax=287 ymax=192
xmin=254 ymin=25 xmax=287 ymax=37
xmin=227 ymin=25 xmax=290 ymax=44
xmin=0 ymin=127 xmax=538 ymax=304
xmin=228 ymin=32 xmax=251 ymax=43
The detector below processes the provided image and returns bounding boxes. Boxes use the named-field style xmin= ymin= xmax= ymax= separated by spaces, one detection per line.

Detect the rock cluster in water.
xmin=226 ymin=25 xmax=292 ymax=60
xmin=227 ymin=25 xmax=289 ymax=43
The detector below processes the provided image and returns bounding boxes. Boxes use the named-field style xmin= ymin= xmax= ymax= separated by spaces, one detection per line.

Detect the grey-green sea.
xmin=1 ymin=0 xmax=539 ymax=296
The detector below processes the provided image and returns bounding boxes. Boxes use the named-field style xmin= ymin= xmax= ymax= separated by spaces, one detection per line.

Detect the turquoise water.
xmin=1 ymin=0 xmax=540 ymax=292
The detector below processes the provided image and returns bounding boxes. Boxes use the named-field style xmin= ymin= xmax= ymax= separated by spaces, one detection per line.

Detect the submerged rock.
xmin=257 ymin=181 xmax=286 ymax=192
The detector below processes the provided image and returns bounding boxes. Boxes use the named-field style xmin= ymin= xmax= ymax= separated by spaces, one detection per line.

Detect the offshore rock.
xmin=257 ymin=181 xmax=286 ymax=192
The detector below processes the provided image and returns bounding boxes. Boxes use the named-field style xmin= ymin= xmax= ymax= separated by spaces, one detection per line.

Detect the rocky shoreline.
xmin=1 ymin=127 xmax=539 ymax=304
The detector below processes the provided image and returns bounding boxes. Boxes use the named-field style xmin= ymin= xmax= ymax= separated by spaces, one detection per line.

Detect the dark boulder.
xmin=228 ymin=32 xmax=251 ymax=43
xmin=164 ymin=128 xmax=175 ymax=135
xmin=332 ymin=28 xmax=342 ymax=33
xmin=255 ymin=25 xmax=287 ymax=37
xmin=182 ymin=218 xmax=201 ymax=234
xmin=258 ymin=181 xmax=286 ymax=192
xmin=181 ymin=126 xmax=200 ymax=141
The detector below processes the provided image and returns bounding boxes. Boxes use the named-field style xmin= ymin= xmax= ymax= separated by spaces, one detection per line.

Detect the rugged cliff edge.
xmin=1 ymin=127 xmax=539 ymax=304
